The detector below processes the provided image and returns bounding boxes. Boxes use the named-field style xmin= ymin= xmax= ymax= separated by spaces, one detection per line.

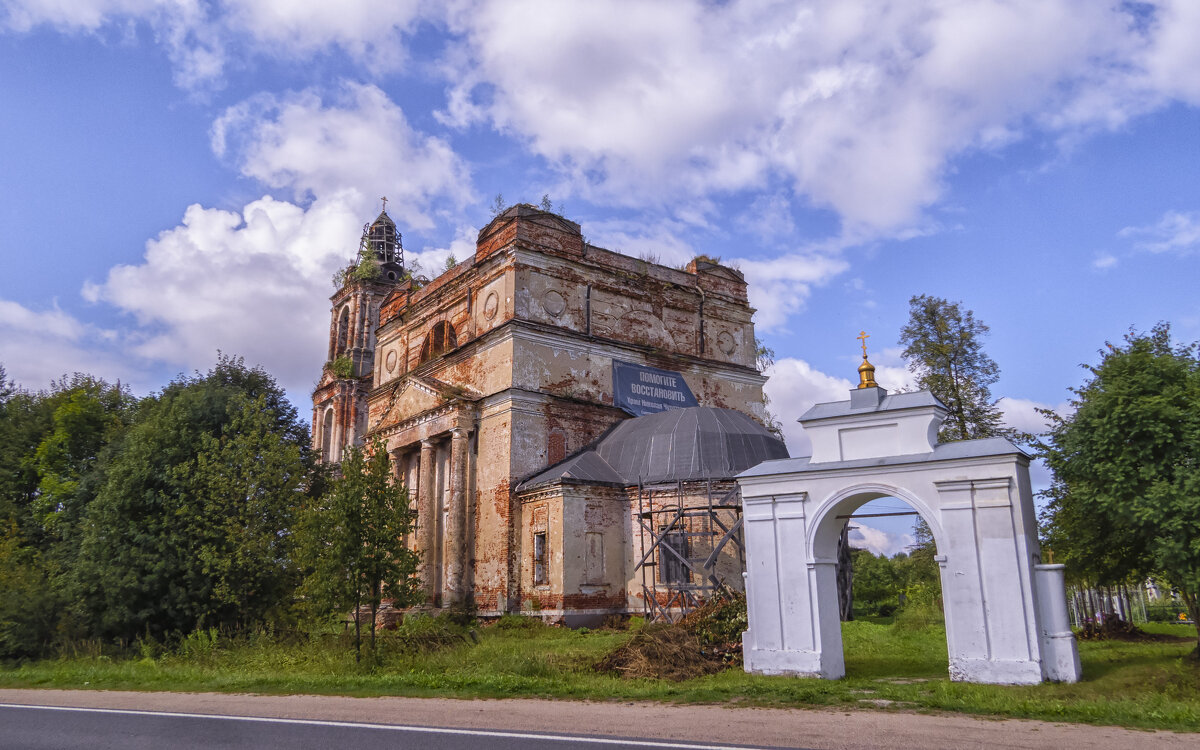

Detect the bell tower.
xmin=312 ymin=201 xmax=406 ymax=463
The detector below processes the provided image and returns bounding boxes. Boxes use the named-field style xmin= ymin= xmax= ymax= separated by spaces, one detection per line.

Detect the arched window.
xmin=418 ymin=321 xmax=457 ymax=364
xmin=321 ymin=407 xmax=335 ymax=462
xmin=335 ymin=306 xmax=351 ymax=356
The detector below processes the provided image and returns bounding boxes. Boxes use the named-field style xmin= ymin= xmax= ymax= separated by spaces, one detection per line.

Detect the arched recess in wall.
xmin=547 ymin=429 xmax=566 ymax=464
xmin=418 ymin=320 xmax=457 ymax=364
xmin=335 ymin=306 xmax=351 ymax=356
xmin=321 ymin=406 xmax=334 ymax=462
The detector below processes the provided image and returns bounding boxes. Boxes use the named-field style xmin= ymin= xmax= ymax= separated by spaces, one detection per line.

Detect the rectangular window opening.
xmin=533 ymin=532 xmax=548 ymax=585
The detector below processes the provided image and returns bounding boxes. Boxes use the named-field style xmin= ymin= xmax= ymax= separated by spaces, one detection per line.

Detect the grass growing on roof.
xmin=1 ymin=617 xmax=1197 ymax=732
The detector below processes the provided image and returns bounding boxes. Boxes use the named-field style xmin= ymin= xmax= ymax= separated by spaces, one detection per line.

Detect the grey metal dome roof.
xmin=517 ymin=406 xmax=788 ymax=491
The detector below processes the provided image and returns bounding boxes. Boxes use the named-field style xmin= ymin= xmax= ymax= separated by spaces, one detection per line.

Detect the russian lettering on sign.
xmin=612 ymin=360 xmax=698 ymax=416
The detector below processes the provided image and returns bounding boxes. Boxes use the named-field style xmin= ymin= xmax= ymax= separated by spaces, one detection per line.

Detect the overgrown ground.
xmin=1 ymin=616 xmax=1197 ymax=733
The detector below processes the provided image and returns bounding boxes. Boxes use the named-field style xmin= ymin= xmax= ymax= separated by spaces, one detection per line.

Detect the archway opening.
xmin=812 ymin=491 xmax=949 ymax=680
xmin=335 ymin=306 xmax=351 ymax=356
xmin=320 ymin=406 xmax=334 ymax=462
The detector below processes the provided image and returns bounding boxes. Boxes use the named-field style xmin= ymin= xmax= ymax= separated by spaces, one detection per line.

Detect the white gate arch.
xmin=736 ymin=385 xmax=1080 ymax=685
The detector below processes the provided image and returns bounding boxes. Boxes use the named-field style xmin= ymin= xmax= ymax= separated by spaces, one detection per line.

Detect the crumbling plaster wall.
xmin=359 ymin=205 xmax=768 ymax=616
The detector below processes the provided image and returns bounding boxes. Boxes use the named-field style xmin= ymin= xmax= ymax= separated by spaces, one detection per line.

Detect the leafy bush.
xmin=329 ymin=356 xmax=354 ymax=378
xmin=681 ymin=593 xmax=747 ymax=645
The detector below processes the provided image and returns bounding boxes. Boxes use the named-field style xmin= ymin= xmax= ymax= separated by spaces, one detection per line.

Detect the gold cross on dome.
xmin=857 ymin=330 xmax=870 ymax=357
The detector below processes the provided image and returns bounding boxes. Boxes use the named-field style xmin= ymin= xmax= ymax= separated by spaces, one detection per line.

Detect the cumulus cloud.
xmin=441 ymin=1 xmax=1192 ymax=237
xmin=221 ymin=0 xmax=424 ymax=72
xmin=0 ymin=298 xmax=139 ymax=391
xmin=83 ymin=193 xmax=366 ymax=399
xmin=1 ymin=0 xmax=430 ymax=88
xmin=212 ymin=83 xmax=474 ymax=231
xmin=761 ymin=358 xmax=852 ymax=456
xmin=849 ymin=523 xmax=914 ymax=558
xmin=9 ymin=1 xmax=1200 ymax=240
xmin=1119 ymin=210 xmax=1200 ymax=254
xmin=736 ymin=252 xmax=849 ymax=331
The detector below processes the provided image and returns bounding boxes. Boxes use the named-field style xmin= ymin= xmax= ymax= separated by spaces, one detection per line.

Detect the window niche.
xmin=533 ymin=531 xmax=548 ymax=586
xmin=418 ymin=320 xmax=457 ymax=364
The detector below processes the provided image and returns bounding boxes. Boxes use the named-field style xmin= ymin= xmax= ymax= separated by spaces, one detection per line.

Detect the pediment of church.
xmin=378 ymin=374 xmax=480 ymax=425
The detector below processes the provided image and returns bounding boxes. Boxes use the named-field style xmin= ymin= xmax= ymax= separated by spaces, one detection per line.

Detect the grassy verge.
xmin=1 ymin=618 xmax=1197 ymax=732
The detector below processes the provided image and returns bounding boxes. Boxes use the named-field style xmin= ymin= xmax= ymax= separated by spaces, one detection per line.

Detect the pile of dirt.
xmin=596 ymin=623 xmax=727 ymax=681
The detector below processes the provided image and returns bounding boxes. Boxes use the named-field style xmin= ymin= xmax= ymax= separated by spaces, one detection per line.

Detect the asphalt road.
xmin=1 ymin=690 xmax=1196 ymax=750
xmin=0 ymin=704 xmax=782 ymax=750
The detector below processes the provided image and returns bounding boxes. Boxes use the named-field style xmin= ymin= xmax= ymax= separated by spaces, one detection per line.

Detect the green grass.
xmin=2 ymin=618 xmax=1197 ymax=732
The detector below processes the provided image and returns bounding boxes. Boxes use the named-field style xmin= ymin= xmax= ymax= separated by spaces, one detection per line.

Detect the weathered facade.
xmin=314 ymin=204 xmax=778 ymax=620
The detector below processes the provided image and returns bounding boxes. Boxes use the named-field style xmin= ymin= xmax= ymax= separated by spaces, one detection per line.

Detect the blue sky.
xmin=3 ymin=1 xmax=1200 ymax=555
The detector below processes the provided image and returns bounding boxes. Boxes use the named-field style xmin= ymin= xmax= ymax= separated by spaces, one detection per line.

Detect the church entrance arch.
xmin=737 ymin=379 xmax=1081 ymax=685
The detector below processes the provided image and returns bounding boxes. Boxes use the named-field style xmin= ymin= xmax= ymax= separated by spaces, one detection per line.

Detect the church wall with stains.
xmin=314 ymin=204 xmax=770 ymax=618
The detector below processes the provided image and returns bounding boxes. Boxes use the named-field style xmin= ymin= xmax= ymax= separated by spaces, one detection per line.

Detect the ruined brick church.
xmin=312 ymin=204 xmax=786 ymax=623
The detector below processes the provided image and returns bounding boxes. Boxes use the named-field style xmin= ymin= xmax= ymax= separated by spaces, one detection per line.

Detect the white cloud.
xmin=441 ymin=1 xmax=1186 ymax=237
xmin=997 ymin=396 xmax=1068 ymax=436
xmin=736 ymin=252 xmax=849 ymax=331
xmin=1119 ymin=210 xmax=1200 ymax=254
xmin=212 ymin=83 xmax=474 ymax=231
xmin=408 ymin=223 xmax=478 ymax=279
xmin=1 ymin=0 xmax=431 ymax=89
xmin=849 ymin=523 xmax=914 ymax=558
xmin=0 ymin=298 xmax=140 ymax=391
xmin=584 ymin=219 xmax=698 ymax=269
xmin=762 ymin=357 xmax=853 ymax=456
xmin=10 ymin=2 xmax=1200 ymax=241
xmin=1092 ymin=253 xmax=1119 ymax=270
xmin=222 ymin=0 xmax=424 ymax=72
xmin=736 ymin=193 xmax=797 ymax=243
xmin=763 ymin=354 xmax=918 ymax=457
xmin=84 ymin=193 xmax=366 ymax=399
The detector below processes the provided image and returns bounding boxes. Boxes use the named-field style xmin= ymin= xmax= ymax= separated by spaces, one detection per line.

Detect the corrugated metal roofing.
xmin=517 ymin=406 xmax=789 ymax=491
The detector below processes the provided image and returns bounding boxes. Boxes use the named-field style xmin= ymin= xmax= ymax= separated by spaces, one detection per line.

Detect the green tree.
xmin=73 ymin=356 xmax=312 ymax=641
xmin=1039 ymin=324 xmax=1200 ymax=654
xmin=32 ymin=376 xmax=135 ymax=552
xmin=0 ymin=522 xmax=59 ymax=660
xmin=0 ymin=370 xmax=53 ymax=536
xmin=298 ymin=441 xmax=419 ymax=660
xmin=899 ymin=295 xmax=1009 ymax=442
xmin=849 ymin=548 xmax=900 ymax=615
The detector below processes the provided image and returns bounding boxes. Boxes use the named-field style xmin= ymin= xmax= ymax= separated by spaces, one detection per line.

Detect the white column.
xmin=1034 ymin=564 xmax=1081 ymax=682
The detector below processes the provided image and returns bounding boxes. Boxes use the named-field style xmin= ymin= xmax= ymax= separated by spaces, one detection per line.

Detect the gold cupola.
xmin=856 ymin=330 xmax=878 ymax=389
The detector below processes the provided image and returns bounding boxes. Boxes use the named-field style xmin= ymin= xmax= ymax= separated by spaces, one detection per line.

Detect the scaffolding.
xmin=634 ymin=478 xmax=745 ymax=623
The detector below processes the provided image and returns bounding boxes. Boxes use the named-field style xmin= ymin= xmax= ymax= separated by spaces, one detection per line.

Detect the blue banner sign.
xmin=612 ymin=360 xmax=698 ymax=416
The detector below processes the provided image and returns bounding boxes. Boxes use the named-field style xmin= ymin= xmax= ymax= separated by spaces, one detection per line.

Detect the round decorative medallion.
xmin=483 ymin=290 xmax=499 ymax=320
xmin=717 ymin=331 xmax=736 ymax=355
xmin=542 ymin=289 xmax=566 ymax=317
xmin=384 ymin=350 xmax=398 ymax=373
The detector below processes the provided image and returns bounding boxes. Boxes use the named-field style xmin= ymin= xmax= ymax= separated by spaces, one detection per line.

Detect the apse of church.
xmin=313 ymin=203 xmax=774 ymax=619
